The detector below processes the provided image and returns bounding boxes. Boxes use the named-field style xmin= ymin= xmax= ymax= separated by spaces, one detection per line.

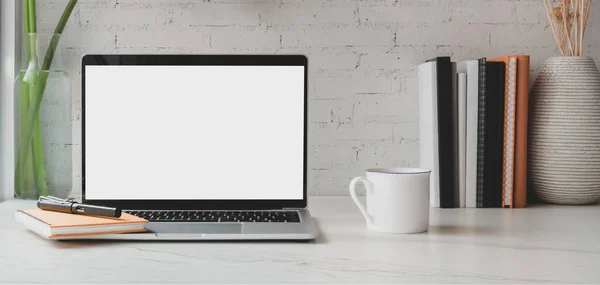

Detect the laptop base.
xmin=53 ymin=209 xmax=317 ymax=241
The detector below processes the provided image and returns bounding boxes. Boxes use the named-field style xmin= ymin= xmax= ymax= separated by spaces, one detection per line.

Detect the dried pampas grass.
xmin=543 ymin=0 xmax=592 ymax=56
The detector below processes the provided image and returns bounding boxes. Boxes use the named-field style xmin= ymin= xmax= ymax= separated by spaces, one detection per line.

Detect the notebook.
xmin=15 ymin=209 xmax=148 ymax=239
xmin=482 ymin=61 xmax=505 ymax=208
xmin=426 ymin=57 xmax=457 ymax=208
xmin=451 ymin=62 xmax=460 ymax=208
xmin=418 ymin=61 xmax=441 ymax=208
xmin=456 ymin=60 xmax=479 ymax=208
xmin=513 ymin=55 xmax=530 ymax=208
xmin=457 ymin=72 xmax=467 ymax=208
xmin=490 ymin=56 xmax=518 ymax=208
xmin=476 ymin=58 xmax=487 ymax=208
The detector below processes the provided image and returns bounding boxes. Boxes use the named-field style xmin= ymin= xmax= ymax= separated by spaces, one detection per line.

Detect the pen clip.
xmin=38 ymin=195 xmax=76 ymax=204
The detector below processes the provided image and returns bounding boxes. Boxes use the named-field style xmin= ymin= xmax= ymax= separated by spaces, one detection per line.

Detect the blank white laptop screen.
xmin=84 ymin=65 xmax=305 ymax=200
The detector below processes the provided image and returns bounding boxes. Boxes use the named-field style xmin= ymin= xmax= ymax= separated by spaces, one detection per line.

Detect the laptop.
xmin=81 ymin=54 xmax=317 ymax=240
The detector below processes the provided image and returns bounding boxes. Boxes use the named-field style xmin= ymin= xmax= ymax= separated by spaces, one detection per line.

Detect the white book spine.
xmin=458 ymin=73 xmax=467 ymax=208
xmin=418 ymin=62 xmax=440 ymax=208
xmin=458 ymin=60 xmax=479 ymax=208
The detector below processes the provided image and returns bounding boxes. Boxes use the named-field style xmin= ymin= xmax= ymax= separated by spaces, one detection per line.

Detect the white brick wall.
xmin=34 ymin=0 xmax=600 ymax=196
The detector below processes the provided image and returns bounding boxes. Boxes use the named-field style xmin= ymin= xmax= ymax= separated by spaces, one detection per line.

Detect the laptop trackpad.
xmin=146 ymin=223 xmax=243 ymax=234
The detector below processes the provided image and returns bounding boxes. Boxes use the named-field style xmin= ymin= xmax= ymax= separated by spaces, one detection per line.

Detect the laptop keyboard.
xmin=125 ymin=210 xmax=301 ymax=223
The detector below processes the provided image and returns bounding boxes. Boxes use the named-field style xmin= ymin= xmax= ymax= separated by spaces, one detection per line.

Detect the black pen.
xmin=37 ymin=196 xmax=122 ymax=218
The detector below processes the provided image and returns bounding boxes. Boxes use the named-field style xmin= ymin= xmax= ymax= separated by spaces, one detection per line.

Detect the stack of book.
xmin=418 ymin=56 xmax=530 ymax=208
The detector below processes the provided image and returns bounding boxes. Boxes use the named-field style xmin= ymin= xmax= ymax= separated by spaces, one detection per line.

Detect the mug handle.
xmin=349 ymin=177 xmax=373 ymax=227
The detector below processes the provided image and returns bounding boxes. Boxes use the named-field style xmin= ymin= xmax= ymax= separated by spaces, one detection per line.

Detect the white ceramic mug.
xmin=349 ymin=168 xmax=431 ymax=234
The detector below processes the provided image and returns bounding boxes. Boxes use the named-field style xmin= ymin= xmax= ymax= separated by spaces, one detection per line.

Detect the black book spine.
xmin=483 ymin=62 xmax=505 ymax=208
xmin=451 ymin=62 xmax=460 ymax=208
xmin=476 ymin=58 xmax=487 ymax=208
xmin=431 ymin=57 xmax=456 ymax=208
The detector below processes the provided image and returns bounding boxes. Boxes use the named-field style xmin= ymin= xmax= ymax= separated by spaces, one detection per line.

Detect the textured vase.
xmin=529 ymin=56 xmax=600 ymax=205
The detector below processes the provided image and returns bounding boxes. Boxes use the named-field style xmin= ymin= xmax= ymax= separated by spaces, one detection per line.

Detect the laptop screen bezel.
xmin=81 ymin=54 xmax=308 ymax=210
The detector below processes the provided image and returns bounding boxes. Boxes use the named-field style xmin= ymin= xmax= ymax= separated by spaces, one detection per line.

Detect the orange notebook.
xmin=513 ymin=55 xmax=530 ymax=208
xmin=14 ymin=209 xmax=148 ymax=239
xmin=490 ymin=56 xmax=518 ymax=208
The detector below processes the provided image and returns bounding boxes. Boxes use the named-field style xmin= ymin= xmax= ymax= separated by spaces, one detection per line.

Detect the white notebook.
xmin=418 ymin=61 xmax=440 ymax=208
xmin=457 ymin=60 xmax=479 ymax=208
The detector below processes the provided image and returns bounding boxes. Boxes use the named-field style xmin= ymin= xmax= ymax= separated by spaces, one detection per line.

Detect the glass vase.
xmin=14 ymin=33 xmax=73 ymax=200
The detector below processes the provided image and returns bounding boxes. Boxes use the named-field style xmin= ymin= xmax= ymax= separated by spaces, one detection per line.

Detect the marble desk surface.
xmin=0 ymin=197 xmax=599 ymax=284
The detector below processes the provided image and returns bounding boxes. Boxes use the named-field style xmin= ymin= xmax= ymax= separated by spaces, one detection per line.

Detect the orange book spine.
xmin=513 ymin=55 xmax=530 ymax=208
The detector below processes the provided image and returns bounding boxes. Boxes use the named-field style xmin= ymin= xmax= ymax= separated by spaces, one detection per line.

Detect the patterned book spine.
xmin=502 ymin=58 xmax=518 ymax=208
xmin=476 ymin=58 xmax=487 ymax=208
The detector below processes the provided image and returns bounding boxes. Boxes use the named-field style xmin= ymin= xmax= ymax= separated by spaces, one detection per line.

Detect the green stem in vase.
xmin=15 ymin=0 xmax=33 ymax=197
xmin=27 ymin=0 xmax=49 ymax=197
xmin=31 ymin=103 xmax=48 ymax=197
xmin=23 ymin=0 xmax=30 ymax=62
xmin=42 ymin=0 xmax=78 ymax=71
xmin=23 ymin=0 xmax=38 ymax=83
xmin=28 ymin=0 xmax=36 ymax=32
xmin=16 ymin=72 xmax=35 ymax=197
xmin=17 ymin=72 xmax=49 ymax=198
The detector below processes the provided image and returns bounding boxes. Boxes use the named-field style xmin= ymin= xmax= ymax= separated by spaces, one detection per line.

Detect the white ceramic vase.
xmin=529 ymin=56 xmax=600 ymax=205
